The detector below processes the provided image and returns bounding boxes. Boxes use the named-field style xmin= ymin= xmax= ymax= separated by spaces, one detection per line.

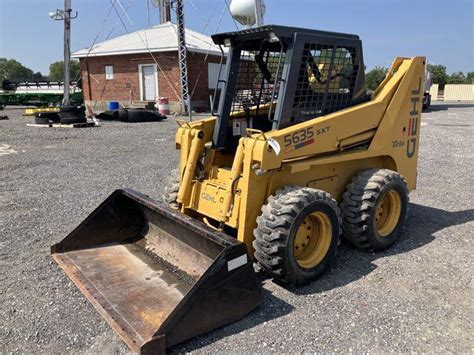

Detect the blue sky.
xmin=0 ymin=0 xmax=472 ymax=74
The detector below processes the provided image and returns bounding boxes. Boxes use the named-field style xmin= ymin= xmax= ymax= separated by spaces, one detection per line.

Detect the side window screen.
xmin=292 ymin=43 xmax=358 ymax=122
xmin=231 ymin=45 xmax=286 ymax=121
xmin=306 ymin=48 xmax=333 ymax=93
xmin=335 ymin=48 xmax=355 ymax=92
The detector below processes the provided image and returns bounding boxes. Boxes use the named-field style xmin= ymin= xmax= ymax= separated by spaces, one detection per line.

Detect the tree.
xmin=0 ymin=58 xmax=34 ymax=82
xmin=447 ymin=71 xmax=466 ymax=85
xmin=365 ymin=66 xmax=388 ymax=91
xmin=32 ymin=72 xmax=47 ymax=81
xmin=427 ymin=64 xmax=448 ymax=88
xmin=48 ymin=60 xmax=81 ymax=82
xmin=464 ymin=71 xmax=474 ymax=84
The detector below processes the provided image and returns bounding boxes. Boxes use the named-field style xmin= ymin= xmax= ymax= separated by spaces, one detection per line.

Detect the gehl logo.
xmin=407 ymin=78 xmax=421 ymax=158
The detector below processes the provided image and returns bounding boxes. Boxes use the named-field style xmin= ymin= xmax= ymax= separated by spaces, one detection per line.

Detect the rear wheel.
xmin=422 ymin=93 xmax=431 ymax=110
xmin=253 ymin=187 xmax=341 ymax=286
xmin=340 ymin=169 xmax=408 ymax=250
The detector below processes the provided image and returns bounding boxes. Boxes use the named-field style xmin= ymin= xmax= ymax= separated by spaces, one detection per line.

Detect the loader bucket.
xmin=51 ymin=188 xmax=261 ymax=354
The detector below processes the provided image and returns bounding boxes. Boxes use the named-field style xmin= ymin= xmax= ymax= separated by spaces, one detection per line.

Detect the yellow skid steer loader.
xmin=52 ymin=25 xmax=425 ymax=353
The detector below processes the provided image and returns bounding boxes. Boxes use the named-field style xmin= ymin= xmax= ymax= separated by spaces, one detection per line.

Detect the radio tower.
xmin=175 ymin=0 xmax=191 ymax=118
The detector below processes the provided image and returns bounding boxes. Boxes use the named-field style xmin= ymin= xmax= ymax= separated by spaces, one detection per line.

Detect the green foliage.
xmin=365 ymin=66 xmax=388 ymax=91
xmin=447 ymin=71 xmax=466 ymax=84
xmin=32 ymin=72 xmax=48 ymax=81
xmin=427 ymin=64 xmax=448 ymax=88
xmin=466 ymin=72 xmax=474 ymax=84
xmin=427 ymin=65 xmax=474 ymax=87
xmin=48 ymin=60 xmax=80 ymax=82
xmin=0 ymin=58 xmax=34 ymax=82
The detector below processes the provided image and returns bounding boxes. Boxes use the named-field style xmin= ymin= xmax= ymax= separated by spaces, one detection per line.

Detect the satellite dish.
xmin=150 ymin=0 xmax=160 ymax=7
xmin=229 ymin=0 xmax=265 ymax=27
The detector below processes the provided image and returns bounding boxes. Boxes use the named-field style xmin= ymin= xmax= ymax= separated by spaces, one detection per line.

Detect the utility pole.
xmin=254 ymin=0 xmax=263 ymax=27
xmin=158 ymin=0 xmax=164 ymax=23
xmin=166 ymin=0 xmax=171 ymax=22
xmin=63 ymin=0 xmax=72 ymax=106
xmin=175 ymin=0 xmax=191 ymax=119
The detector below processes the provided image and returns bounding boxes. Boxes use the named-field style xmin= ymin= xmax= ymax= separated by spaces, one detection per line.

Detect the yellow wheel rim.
xmin=374 ymin=190 xmax=402 ymax=237
xmin=294 ymin=211 xmax=332 ymax=269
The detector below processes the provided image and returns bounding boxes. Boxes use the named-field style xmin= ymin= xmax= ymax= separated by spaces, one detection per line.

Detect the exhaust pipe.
xmin=51 ymin=188 xmax=261 ymax=353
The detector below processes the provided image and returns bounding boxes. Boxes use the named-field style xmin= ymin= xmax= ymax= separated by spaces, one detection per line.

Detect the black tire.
xmin=35 ymin=111 xmax=60 ymax=123
xmin=162 ymin=169 xmax=180 ymax=209
xmin=128 ymin=109 xmax=165 ymax=123
xmin=59 ymin=105 xmax=86 ymax=124
xmin=96 ymin=110 xmax=119 ymax=121
xmin=253 ymin=186 xmax=341 ymax=286
xmin=340 ymin=169 xmax=409 ymax=251
xmin=60 ymin=105 xmax=85 ymax=113
xmin=422 ymin=93 xmax=431 ymax=110
xmin=60 ymin=115 xmax=87 ymax=124
xmin=49 ymin=113 xmax=60 ymax=123
xmin=34 ymin=116 xmax=50 ymax=124
xmin=117 ymin=108 xmax=129 ymax=122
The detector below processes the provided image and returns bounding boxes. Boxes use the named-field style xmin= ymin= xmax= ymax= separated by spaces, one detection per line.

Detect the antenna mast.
xmin=153 ymin=0 xmax=190 ymax=118
xmin=174 ymin=0 xmax=191 ymax=118
xmin=155 ymin=0 xmax=171 ymax=23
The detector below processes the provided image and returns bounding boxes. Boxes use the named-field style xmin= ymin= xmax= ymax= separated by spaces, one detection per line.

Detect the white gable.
xmin=72 ymin=22 xmax=223 ymax=58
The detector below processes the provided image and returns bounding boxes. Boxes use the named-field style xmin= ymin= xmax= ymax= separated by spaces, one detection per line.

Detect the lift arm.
xmin=251 ymin=57 xmax=426 ymax=172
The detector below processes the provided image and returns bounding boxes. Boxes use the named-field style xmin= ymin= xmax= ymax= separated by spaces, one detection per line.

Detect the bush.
xmin=365 ymin=66 xmax=388 ymax=91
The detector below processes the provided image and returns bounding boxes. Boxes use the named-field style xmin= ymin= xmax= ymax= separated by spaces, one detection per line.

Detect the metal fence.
xmin=443 ymin=84 xmax=474 ymax=101
xmin=429 ymin=84 xmax=439 ymax=101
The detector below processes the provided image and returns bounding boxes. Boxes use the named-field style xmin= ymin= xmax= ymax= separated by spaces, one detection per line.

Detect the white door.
xmin=140 ymin=65 xmax=157 ymax=101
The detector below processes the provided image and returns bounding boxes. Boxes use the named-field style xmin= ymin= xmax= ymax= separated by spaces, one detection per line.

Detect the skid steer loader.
xmin=52 ymin=25 xmax=425 ymax=353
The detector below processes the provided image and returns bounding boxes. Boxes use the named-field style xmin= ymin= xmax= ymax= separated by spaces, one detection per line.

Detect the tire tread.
xmin=340 ymin=168 xmax=408 ymax=250
xmin=253 ymin=186 xmax=341 ymax=285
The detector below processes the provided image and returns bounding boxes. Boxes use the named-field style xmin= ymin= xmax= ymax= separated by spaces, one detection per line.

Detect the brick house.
xmin=72 ymin=22 xmax=225 ymax=112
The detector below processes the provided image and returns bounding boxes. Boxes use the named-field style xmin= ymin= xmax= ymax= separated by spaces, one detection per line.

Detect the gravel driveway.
xmin=1 ymin=103 xmax=472 ymax=353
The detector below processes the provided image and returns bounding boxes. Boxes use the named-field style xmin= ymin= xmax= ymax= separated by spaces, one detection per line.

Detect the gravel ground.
xmin=1 ymin=103 xmax=473 ymax=353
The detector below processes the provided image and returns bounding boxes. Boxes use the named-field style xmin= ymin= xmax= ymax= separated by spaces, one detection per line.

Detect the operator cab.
xmin=211 ymin=25 xmax=367 ymax=150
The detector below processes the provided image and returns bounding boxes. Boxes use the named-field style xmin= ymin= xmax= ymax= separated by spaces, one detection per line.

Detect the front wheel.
xmin=162 ymin=169 xmax=180 ymax=209
xmin=253 ymin=187 xmax=341 ymax=286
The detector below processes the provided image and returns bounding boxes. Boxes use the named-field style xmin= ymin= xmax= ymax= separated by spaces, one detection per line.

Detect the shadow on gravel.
xmin=154 ymin=203 xmax=474 ymax=352
xmin=424 ymin=103 xmax=474 ymax=112
xmin=169 ymin=288 xmax=294 ymax=353
xmin=280 ymin=203 xmax=474 ymax=296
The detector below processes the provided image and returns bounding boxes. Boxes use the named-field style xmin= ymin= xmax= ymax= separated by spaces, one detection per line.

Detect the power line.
xmin=110 ymin=0 xmax=130 ymax=33
xmin=224 ymin=0 xmax=240 ymax=30
xmin=72 ymin=1 xmax=116 ymax=84
xmin=199 ymin=0 xmax=220 ymax=34
xmin=105 ymin=0 xmax=134 ymax=40
xmin=115 ymin=0 xmax=134 ymax=27
xmin=190 ymin=2 xmax=227 ymax=99
xmin=108 ymin=0 xmax=181 ymax=100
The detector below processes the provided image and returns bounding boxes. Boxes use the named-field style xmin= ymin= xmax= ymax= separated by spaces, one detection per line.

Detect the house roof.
xmin=72 ymin=22 xmax=223 ymax=58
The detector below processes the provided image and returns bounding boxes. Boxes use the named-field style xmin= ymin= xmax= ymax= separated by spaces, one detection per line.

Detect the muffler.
xmin=51 ymin=188 xmax=261 ymax=353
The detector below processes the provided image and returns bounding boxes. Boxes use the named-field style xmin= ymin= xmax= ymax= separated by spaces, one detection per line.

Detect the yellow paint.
xmin=23 ymin=107 xmax=60 ymax=116
xmin=375 ymin=190 xmax=402 ymax=237
xmin=294 ymin=211 xmax=332 ymax=269
xmin=172 ymin=56 xmax=425 ymax=253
